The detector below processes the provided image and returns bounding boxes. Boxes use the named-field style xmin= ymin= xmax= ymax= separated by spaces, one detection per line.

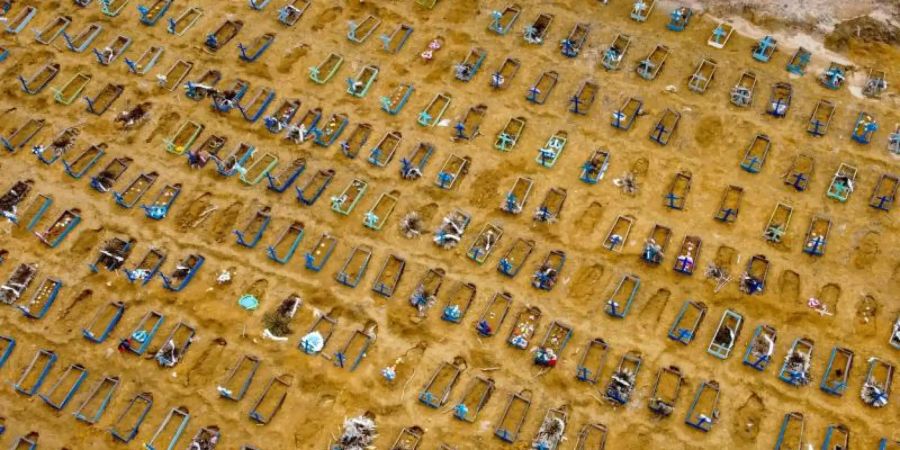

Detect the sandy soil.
xmin=0 ymin=0 xmax=898 ymax=449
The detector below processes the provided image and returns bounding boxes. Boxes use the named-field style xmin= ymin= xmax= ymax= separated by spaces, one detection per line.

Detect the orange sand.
xmin=0 ymin=0 xmax=898 ymax=449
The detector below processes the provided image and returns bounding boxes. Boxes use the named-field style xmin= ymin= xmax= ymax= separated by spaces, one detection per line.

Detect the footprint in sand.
xmin=145 ymin=111 xmax=180 ymax=144
xmin=176 ymin=192 xmax=214 ymax=232
xmin=183 ymin=338 xmax=227 ymax=386
xmin=415 ymin=201 xmax=439 ymax=221
xmin=70 ymin=227 xmax=104 ymax=257
xmin=694 ymin=115 xmax=724 ymax=148
xmin=779 ymin=270 xmax=801 ymax=304
xmin=311 ymin=6 xmax=342 ymax=32
xmin=244 ymin=278 xmax=269 ymax=302
xmin=713 ymin=245 xmax=738 ymax=271
xmin=637 ymin=288 xmax=670 ymax=324
xmin=468 ymin=170 xmax=502 ymax=209
xmin=424 ymin=64 xmax=447 ymax=84
xmin=573 ymin=201 xmax=603 ymax=235
xmin=211 ymin=201 xmax=243 ymax=243
xmin=734 ymin=392 xmax=765 ymax=441
xmin=276 ymin=44 xmax=309 ymax=74
xmin=2 ymin=62 xmax=23 ymax=79
xmin=569 ymin=264 xmax=604 ymax=301
xmin=631 ymin=157 xmax=650 ymax=177
xmin=852 ymin=230 xmax=880 ymax=269
xmin=59 ymin=289 xmax=92 ymax=321
xmin=318 ymin=393 xmax=336 ymax=409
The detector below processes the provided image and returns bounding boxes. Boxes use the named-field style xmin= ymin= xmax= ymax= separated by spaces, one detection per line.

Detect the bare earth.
xmin=0 ymin=0 xmax=898 ymax=449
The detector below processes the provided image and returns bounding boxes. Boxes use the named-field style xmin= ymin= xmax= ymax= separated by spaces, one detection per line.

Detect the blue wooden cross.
xmin=606 ymin=301 xmax=619 ymax=316
xmin=755 ymin=36 xmax=774 ymax=58
xmin=490 ymin=10 xmax=503 ymax=32
xmin=83 ymin=96 xmax=98 ymax=113
xmin=824 ymin=67 xmax=844 ymax=88
xmin=633 ymin=0 xmax=647 ymax=15
xmin=363 ymin=212 xmax=379 ymax=228
xmin=527 ymin=85 xmax=541 ymax=102
xmin=536 ymin=206 xmax=551 ymax=221
xmin=606 ymin=234 xmax=623 ymax=250
xmin=643 ymin=245 xmax=659 ymax=262
xmin=534 ymin=270 xmax=551 ymax=289
xmin=490 ymin=72 xmax=504 ymax=88
xmin=743 ymin=156 xmax=762 ymax=172
xmin=570 ymin=95 xmax=582 ymax=114
xmin=718 ymin=208 xmax=736 ymax=222
xmin=652 ymin=124 xmax=666 ymax=143
xmin=666 ymin=192 xmax=681 ymax=209
xmin=771 ymin=99 xmax=786 ymax=116
xmin=749 ymin=354 xmax=769 ymax=370
xmin=454 ymin=122 xmax=466 ymax=139
xmin=873 ymin=195 xmax=890 ymax=210
xmin=791 ymin=173 xmax=807 ymax=191
xmin=576 ymin=366 xmax=591 ymax=381
xmin=400 ymin=158 xmax=413 ymax=177
xmin=301 ymin=337 xmax=315 ymax=354
xmin=379 ymin=33 xmax=391 ymax=49
xmin=437 ymin=171 xmax=453 ymax=188
xmin=638 ymin=60 xmax=653 ymax=78
xmin=809 ymin=119 xmax=824 ymax=136
xmin=674 ymin=328 xmax=692 ymax=342
xmin=787 ymin=370 xmax=805 ymax=385
xmin=561 ymin=39 xmax=576 ymax=57
xmin=368 ymin=147 xmax=382 ymax=165
xmin=889 ymin=132 xmax=900 ymax=154
xmin=538 ymin=148 xmax=553 ymax=166
xmin=418 ymin=110 xmax=432 ymax=125
xmin=278 ymin=7 xmax=293 ymax=24
xmin=711 ymin=25 xmax=726 ymax=43
xmin=237 ymin=43 xmax=253 ymax=60
xmin=379 ymin=96 xmax=392 ymax=111
xmin=496 ymin=132 xmax=514 ymax=150
xmin=854 ymin=121 xmax=878 ymax=143
xmin=498 ymin=258 xmax=513 ymax=274
xmin=612 ymin=111 xmax=626 ymax=128
xmin=581 ymin=161 xmax=598 ymax=183
xmin=807 ymin=235 xmax=825 ymax=254
xmin=603 ymin=48 xmax=618 ymax=67
xmin=334 ymin=352 xmax=346 ymax=368
xmin=505 ymin=193 xmax=518 ymax=212
xmin=205 ymin=34 xmax=219 ymax=49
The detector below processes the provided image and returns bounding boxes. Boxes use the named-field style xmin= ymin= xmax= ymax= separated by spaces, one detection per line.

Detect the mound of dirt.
xmin=826 ymin=15 xmax=900 ymax=50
